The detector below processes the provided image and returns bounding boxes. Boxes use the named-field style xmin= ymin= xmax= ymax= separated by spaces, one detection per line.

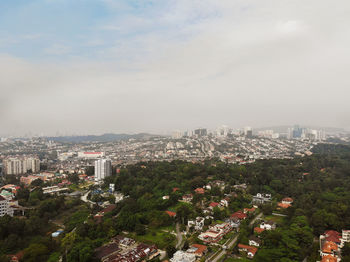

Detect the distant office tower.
xmin=244 ymin=127 xmax=253 ymax=138
xmin=292 ymin=125 xmax=303 ymax=138
xmin=0 ymin=196 xmax=13 ymax=217
xmin=94 ymin=158 xmax=112 ymax=182
xmin=172 ymin=130 xmax=183 ymax=139
xmin=194 ymin=128 xmax=207 ymax=137
xmin=3 ymin=156 xmax=40 ymax=175
xmin=216 ymin=125 xmax=231 ymax=137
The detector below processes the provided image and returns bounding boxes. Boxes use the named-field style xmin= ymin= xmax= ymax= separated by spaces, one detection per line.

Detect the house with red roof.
xmin=231 ymin=210 xmax=247 ymax=220
xmin=278 ymin=202 xmax=291 ymax=209
xmin=321 ymin=254 xmax=337 ymax=262
xmin=165 ymin=211 xmax=176 ymax=217
xmin=282 ymin=197 xmax=293 ymax=205
xmin=209 ymin=202 xmax=220 ymax=210
xmin=244 ymin=207 xmax=256 ymax=214
xmin=254 ymin=227 xmax=265 ymax=234
xmin=194 ymin=188 xmax=205 ymax=194
xmin=187 ymin=244 xmax=208 ymax=258
xmin=238 ymin=244 xmax=258 ymax=258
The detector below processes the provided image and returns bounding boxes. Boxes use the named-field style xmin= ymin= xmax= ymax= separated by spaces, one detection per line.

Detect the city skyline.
xmin=1 ymin=0 xmax=350 ymax=136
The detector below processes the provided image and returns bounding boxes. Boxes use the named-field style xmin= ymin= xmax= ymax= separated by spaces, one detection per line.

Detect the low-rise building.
xmin=187 ymin=244 xmax=208 ymax=258
xmin=259 ymin=221 xmax=276 ymax=230
xmin=231 ymin=210 xmax=247 ymax=220
xmin=170 ymin=251 xmax=196 ymax=262
xmin=188 ymin=217 xmax=205 ymax=231
xmin=198 ymin=223 xmax=232 ymax=243
xmin=182 ymin=194 xmax=193 ymax=203
xmin=252 ymin=193 xmax=271 ymax=205
xmin=238 ymin=244 xmax=258 ymax=259
xmin=249 ymin=236 xmax=262 ymax=247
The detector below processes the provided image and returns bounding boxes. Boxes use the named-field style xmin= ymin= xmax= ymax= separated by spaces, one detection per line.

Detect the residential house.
xmin=165 ymin=211 xmax=176 ymax=217
xmin=194 ymin=188 xmax=205 ymax=194
xmin=244 ymin=207 xmax=256 ymax=214
xmin=220 ymin=198 xmax=229 ymax=207
xmin=320 ymin=241 xmax=339 ymax=260
xmin=170 ymin=251 xmax=195 ymax=262
xmin=188 ymin=217 xmax=205 ymax=231
xmin=182 ymin=194 xmax=193 ymax=203
xmin=254 ymin=227 xmax=265 ymax=234
xmin=282 ymin=197 xmax=293 ymax=205
xmin=260 ymin=221 xmax=276 ymax=230
xmin=231 ymin=210 xmax=247 ymax=220
xmin=252 ymin=193 xmax=272 ymax=205
xmin=226 ymin=217 xmax=240 ymax=229
xmin=209 ymin=202 xmax=220 ymax=210
xmin=238 ymin=244 xmax=258 ymax=259
xmin=198 ymin=223 xmax=232 ymax=243
xmin=187 ymin=244 xmax=208 ymax=258
xmin=249 ymin=236 xmax=262 ymax=247
xmin=278 ymin=202 xmax=291 ymax=209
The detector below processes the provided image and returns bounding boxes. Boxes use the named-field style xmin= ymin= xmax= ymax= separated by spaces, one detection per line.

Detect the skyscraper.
xmin=94 ymin=158 xmax=112 ymax=182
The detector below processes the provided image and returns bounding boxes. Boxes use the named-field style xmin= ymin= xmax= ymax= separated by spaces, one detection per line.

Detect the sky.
xmin=1 ymin=0 xmax=350 ymax=136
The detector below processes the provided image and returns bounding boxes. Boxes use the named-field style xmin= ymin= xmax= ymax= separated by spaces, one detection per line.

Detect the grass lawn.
xmin=264 ymin=214 xmax=285 ymax=224
xmin=224 ymin=257 xmax=251 ymax=262
xmin=129 ymin=227 xmax=176 ymax=249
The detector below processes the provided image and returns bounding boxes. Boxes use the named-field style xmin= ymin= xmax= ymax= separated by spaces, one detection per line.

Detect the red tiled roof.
xmin=194 ymin=188 xmax=205 ymax=194
xmin=321 ymin=255 xmax=337 ymax=262
xmin=101 ymin=204 xmax=116 ymax=214
xmin=238 ymin=244 xmax=258 ymax=255
xmin=254 ymin=227 xmax=265 ymax=234
xmin=322 ymin=241 xmax=338 ymax=254
xmin=278 ymin=202 xmax=291 ymax=208
xmin=326 ymin=235 xmax=341 ymax=243
xmin=325 ymin=230 xmax=340 ymax=237
xmin=165 ymin=211 xmax=176 ymax=217
xmin=191 ymin=244 xmax=207 ymax=255
xmin=173 ymin=187 xmax=180 ymax=192
xmin=209 ymin=202 xmax=219 ymax=208
xmin=231 ymin=211 xmax=247 ymax=220
xmin=244 ymin=207 xmax=256 ymax=213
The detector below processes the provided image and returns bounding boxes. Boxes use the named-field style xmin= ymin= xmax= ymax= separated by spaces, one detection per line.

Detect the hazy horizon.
xmin=1 ymin=0 xmax=350 ymax=136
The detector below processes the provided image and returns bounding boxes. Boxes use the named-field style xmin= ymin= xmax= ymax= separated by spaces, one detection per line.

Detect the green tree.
xmin=23 ymin=243 xmax=49 ymax=262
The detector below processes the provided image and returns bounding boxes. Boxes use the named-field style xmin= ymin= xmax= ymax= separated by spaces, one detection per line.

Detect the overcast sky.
xmin=1 ymin=0 xmax=350 ymax=136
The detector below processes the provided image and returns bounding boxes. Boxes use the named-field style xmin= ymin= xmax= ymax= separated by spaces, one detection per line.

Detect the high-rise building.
xmin=94 ymin=158 xmax=112 ymax=182
xmin=0 ymin=195 xmax=13 ymax=217
xmin=244 ymin=127 xmax=253 ymax=138
xmin=194 ymin=128 xmax=207 ymax=137
xmin=3 ymin=156 xmax=40 ymax=175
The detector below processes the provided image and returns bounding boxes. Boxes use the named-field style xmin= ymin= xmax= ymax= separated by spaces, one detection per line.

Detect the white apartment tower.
xmin=94 ymin=158 xmax=112 ymax=182
xmin=3 ymin=156 xmax=40 ymax=175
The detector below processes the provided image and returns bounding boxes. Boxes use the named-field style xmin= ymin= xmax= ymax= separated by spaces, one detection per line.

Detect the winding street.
xmin=175 ymin=222 xmax=183 ymax=249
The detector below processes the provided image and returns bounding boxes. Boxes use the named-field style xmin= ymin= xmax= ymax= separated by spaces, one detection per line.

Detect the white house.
xmin=260 ymin=221 xmax=276 ymax=230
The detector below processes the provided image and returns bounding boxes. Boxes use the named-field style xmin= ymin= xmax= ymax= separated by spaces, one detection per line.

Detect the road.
xmin=206 ymin=212 xmax=263 ymax=262
xmin=207 ymin=234 xmax=239 ymax=262
xmin=249 ymin=212 xmax=263 ymax=226
xmin=175 ymin=223 xmax=183 ymax=249
xmin=80 ymin=190 xmax=94 ymax=206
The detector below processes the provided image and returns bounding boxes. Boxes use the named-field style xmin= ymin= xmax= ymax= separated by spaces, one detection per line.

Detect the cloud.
xmin=43 ymin=44 xmax=72 ymax=55
xmin=1 ymin=0 xmax=350 ymax=135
